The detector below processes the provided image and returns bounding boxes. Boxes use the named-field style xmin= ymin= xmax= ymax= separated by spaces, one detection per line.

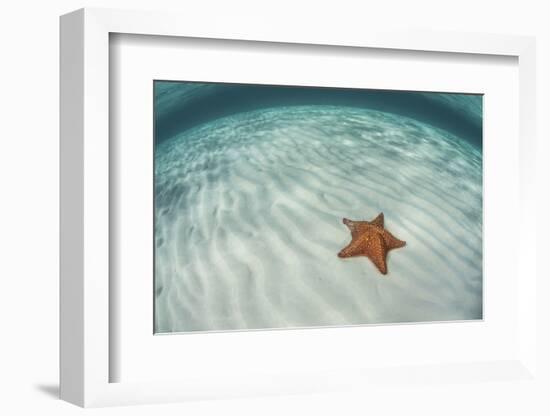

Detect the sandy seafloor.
xmin=154 ymin=105 xmax=482 ymax=333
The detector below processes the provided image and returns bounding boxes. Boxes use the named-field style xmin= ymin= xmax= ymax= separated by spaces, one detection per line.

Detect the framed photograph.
xmin=152 ymin=80 xmax=483 ymax=334
xmin=60 ymin=8 xmax=537 ymax=407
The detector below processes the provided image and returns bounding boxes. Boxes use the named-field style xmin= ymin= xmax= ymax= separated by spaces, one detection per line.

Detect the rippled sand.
xmin=154 ymin=106 xmax=482 ymax=333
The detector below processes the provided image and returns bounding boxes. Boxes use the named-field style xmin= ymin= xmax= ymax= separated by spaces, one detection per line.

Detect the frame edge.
xmin=59 ymin=8 xmax=85 ymax=407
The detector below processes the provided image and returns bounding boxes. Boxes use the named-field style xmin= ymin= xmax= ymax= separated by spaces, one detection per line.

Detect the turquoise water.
xmin=154 ymin=82 xmax=482 ymax=333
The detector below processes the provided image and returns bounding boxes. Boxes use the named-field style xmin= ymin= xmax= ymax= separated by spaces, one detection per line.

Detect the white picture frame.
xmin=60 ymin=7 xmax=537 ymax=407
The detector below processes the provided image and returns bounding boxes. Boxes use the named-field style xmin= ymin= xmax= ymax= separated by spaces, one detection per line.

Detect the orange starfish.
xmin=337 ymin=213 xmax=406 ymax=275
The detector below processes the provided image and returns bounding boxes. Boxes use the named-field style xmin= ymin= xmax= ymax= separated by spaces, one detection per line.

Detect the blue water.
xmin=155 ymin=82 xmax=482 ymax=148
xmin=154 ymin=82 xmax=482 ymax=333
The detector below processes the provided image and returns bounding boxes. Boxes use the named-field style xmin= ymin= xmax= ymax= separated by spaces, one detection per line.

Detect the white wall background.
xmin=0 ymin=0 xmax=548 ymax=414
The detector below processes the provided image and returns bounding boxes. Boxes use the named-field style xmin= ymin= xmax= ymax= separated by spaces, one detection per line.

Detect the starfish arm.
xmin=342 ymin=218 xmax=371 ymax=238
xmin=369 ymin=212 xmax=384 ymax=227
xmin=337 ymin=237 xmax=366 ymax=258
xmin=382 ymin=229 xmax=406 ymax=250
xmin=365 ymin=233 xmax=388 ymax=274
xmin=342 ymin=218 xmax=359 ymax=237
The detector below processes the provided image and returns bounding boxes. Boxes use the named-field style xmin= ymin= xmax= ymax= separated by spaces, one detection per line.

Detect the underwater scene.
xmin=154 ymin=81 xmax=482 ymax=334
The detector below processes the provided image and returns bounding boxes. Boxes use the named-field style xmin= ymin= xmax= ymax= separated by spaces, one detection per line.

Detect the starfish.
xmin=337 ymin=212 xmax=406 ymax=275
